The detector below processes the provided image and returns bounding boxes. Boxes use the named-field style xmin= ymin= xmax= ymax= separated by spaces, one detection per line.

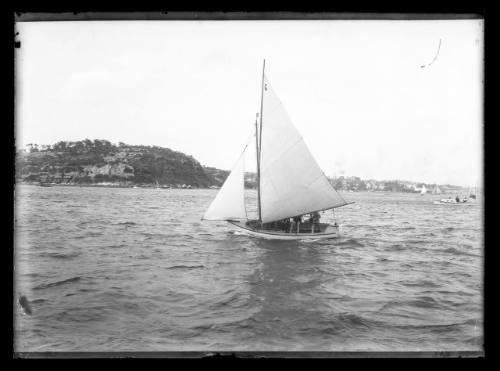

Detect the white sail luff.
xmin=259 ymin=75 xmax=347 ymax=223
xmin=202 ymin=150 xmax=247 ymax=221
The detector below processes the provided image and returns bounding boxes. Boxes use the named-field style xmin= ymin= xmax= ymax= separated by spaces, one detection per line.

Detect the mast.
xmin=255 ymin=115 xmax=262 ymax=222
xmin=256 ymin=59 xmax=265 ymax=222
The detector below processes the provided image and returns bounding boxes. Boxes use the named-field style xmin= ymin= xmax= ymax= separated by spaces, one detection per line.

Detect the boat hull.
xmin=227 ymin=220 xmax=340 ymax=240
xmin=433 ymin=199 xmax=472 ymax=205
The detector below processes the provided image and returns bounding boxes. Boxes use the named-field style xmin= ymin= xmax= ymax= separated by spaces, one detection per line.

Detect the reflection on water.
xmin=245 ymin=240 xmax=328 ymax=349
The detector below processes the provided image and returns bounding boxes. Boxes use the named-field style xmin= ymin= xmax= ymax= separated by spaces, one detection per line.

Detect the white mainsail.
xmin=259 ymin=75 xmax=348 ymax=223
xmin=202 ymin=151 xmax=247 ymax=221
xmin=420 ymin=185 xmax=427 ymax=195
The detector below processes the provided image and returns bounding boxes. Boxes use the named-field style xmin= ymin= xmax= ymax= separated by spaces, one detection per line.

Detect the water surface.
xmin=14 ymin=185 xmax=483 ymax=352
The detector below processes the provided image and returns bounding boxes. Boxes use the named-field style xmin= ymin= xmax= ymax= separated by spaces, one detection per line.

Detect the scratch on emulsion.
xmin=420 ymin=39 xmax=442 ymax=69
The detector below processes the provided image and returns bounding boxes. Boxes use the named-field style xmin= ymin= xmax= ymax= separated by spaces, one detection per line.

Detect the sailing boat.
xmin=420 ymin=185 xmax=427 ymax=195
xmin=469 ymin=186 xmax=477 ymax=199
xmin=433 ymin=187 xmax=471 ymax=205
xmin=431 ymin=184 xmax=441 ymax=195
xmin=203 ymin=61 xmax=353 ymax=240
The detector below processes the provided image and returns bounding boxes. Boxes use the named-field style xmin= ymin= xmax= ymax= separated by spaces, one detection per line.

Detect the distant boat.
xmin=203 ymin=60 xmax=353 ymax=240
xmin=37 ymin=181 xmax=52 ymax=187
xmin=433 ymin=195 xmax=469 ymax=205
xmin=469 ymin=186 xmax=477 ymax=199
xmin=420 ymin=185 xmax=427 ymax=195
xmin=431 ymin=185 xmax=442 ymax=195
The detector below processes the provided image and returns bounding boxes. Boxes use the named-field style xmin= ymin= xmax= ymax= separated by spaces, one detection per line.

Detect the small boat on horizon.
xmin=433 ymin=195 xmax=470 ymax=205
xmin=431 ymin=184 xmax=442 ymax=195
xmin=469 ymin=186 xmax=478 ymax=199
xmin=203 ymin=60 xmax=353 ymax=240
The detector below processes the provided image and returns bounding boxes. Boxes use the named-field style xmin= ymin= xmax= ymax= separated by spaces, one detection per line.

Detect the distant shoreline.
xmin=16 ymin=181 xmax=466 ymax=194
xmin=16 ymin=140 xmax=473 ymax=192
xmin=16 ymin=181 xmax=215 ymax=190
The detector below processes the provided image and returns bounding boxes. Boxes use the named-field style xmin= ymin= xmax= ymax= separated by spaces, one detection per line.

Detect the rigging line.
xmin=305 ymin=171 xmax=349 ymax=204
xmin=323 ymin=172 xmax=349 ymax=204
xmin=221 ymin=129 xmax=253 ymax=177
xmin=241 ymin=124 xmax=257 ymax=154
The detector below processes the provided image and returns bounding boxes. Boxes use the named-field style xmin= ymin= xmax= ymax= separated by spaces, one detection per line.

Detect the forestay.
xmin=202 ymin=150 xmax=247 ymax=221
xmin=259 ymin=75 xmax=347 ymax=223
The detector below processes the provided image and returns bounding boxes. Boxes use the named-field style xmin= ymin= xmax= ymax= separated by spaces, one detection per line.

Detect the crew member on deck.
xmin=310 ymin=212 xmax=321 ymax=233
xmin=293 ymin=215 xmax=302 ymax=233
xmin=282 ymin=218 xmax=291 ymax=232
xmin=312 ymin=211 xmax=320 ymax=224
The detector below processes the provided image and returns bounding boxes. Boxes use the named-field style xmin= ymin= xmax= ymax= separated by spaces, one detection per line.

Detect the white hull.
xmin=228 ymin=220 xmax=340 ymax=240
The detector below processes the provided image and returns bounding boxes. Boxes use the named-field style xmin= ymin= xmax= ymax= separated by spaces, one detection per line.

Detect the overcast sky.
xmin=15 ymin=19 xmax=483 ymax=187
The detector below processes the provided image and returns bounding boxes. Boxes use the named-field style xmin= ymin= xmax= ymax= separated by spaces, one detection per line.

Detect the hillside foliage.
xmin=16 ymin=139 xmax=220 ymax=187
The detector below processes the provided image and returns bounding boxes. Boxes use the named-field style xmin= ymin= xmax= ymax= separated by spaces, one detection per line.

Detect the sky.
xmin=15 ymin=19 xmax=483 ymax=187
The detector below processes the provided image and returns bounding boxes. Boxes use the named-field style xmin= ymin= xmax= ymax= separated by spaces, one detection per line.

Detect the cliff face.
xmin=16 ymin=140 xmax=224 ymax=187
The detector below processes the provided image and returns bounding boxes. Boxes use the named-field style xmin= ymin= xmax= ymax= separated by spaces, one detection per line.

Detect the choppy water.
xmin=14 ymin=185 xmax=483 ymax=352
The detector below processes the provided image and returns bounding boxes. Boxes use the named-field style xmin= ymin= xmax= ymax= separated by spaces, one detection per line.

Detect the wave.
xmin=116 ymin=221 xmax=136 ymax=226
xmin=317 ymin=313 xmax=383 ymax=334
xmin=405 ymin=239 xmax=427 ymax=244
xmin=165 ymin=264 xmax=206 ymax=270
xmin=214 ymin=293 xmax=240 ymax=308
xmin=434 ymin=289 xmax=475 ymax=297
xmin=379 ymin=296 xmax=442 ymax=311
xmin=22 ymin=272 xmax=42 ymax=278
xmin=397 ymin=226 xmax=415 ymax=231
xmin=77 ymin=288 xmax=98 ymax=293
xmin=459 ymin=318 xmax=481 ymax=327
xmin=377 ymin=257 xmax=391 ymax=262
xmin=39 ymin=252 xmax=81 ymax=260
xmin=190 ymin=323 xmax=216 ymax=331
xmin=400 ymin=280 xmax=441 ymax=288
xmin=107 ymin=244 xmax=127 ymax=249
xmin=388 ymin=243 xmax=407 ymax=251
xmin=394 ymin=319 xmax=478 ymax=333
xmin=209 ymin=291 xmax=244 ymax=309
xmin=336 ymin=238 xmax=365 ymax=248
xmin=30 ymin=298 xmax=47 ymax=304
xmin=33 ymin=276 xmax=81 ymax=290
xmin=337 ymin=313 xmax=377 ymax=328
xmin=405 ymin=296 xmax=442 ymax=309
xmin=49 ymin=306 xmax=109 ymax=323
xmin=85 ymin=231 xmax=103 ymax=237
xmin=141 ymin=232 xmax=167 ymax=239
xmin=434 ymin=247 xmax=479 ymax=257
xmin=464 ymin=335 xmax=483 ymax=346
